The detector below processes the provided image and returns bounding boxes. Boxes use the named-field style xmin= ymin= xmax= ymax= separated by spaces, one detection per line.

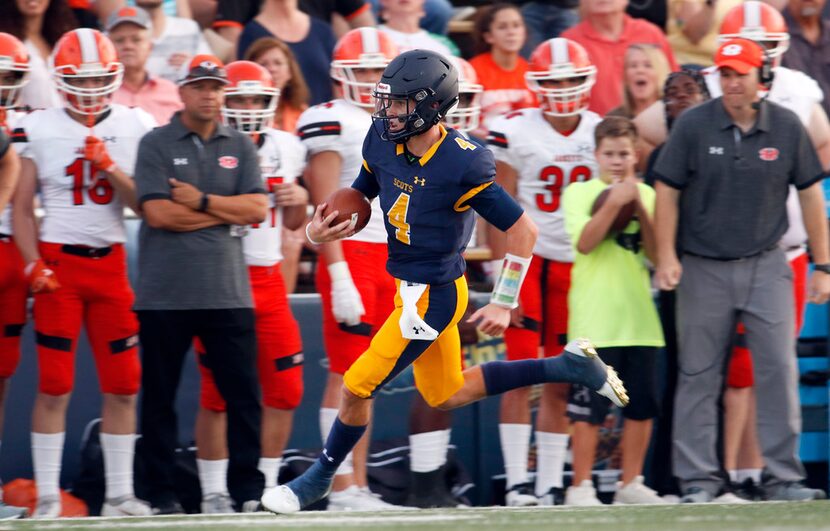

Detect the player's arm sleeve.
xmin=562 ymin=184 xmax=591 ymax=247
xmin=236 ymin=136 xmax=267 ymax=195
xmin=135 ymin=135 xmax=173 ymax=205
xmin=456 ymin=149 xmax=523 ymax=231
xmin=791 ymin=118 xmax=825 ymax=190
xmin=653 ymin=115 xmax=694 ymax=189
xmin=297 ymin=115 xmax=344 ymax=156
xmin=351 ymin=160 xmax=379 ymax=200
xmin=485 ymin=120 xmax=515 ymax=167
xmin=10 ymin=124 xmax=31 ymax=159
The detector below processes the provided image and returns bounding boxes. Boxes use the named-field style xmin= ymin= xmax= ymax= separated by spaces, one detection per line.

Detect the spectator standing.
xmin=0 ymin=0 xmax=77 ymax=110
xmin=134 ymin=55 xmax=268 ymax=514
xmin=237 ymin=0 xmax=337 ymax=105
xmin=12 ymin=28 xmax=156 ymax=518
xmin=520 ymin=0 xmax=580 ymax=54
xmin=561 ymin=0 xmax=678 ymax=116
xmin=783 ymin=0 xmax=830 ymax=119
xmin=654 ymin=38 xmax=830 ymax=503
xmin=136 ymin=0 xmax=212 ymax=83
xmin=666 ymin=0 xmax=742 ymax=67
xmin=608 ymin=44 xmax=670 ymax=119
xmin=469 ymin=4 xmax=536 ymax=136
xmin=378 ymin=0 xmax=458 ymax=56
xmin=245 ymin=37 xmax=310 ymax=133
xmin=108 ymin=6 xmax=183 ymax=125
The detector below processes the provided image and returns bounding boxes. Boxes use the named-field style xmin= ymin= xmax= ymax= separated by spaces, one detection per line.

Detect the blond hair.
xmin=621 ymin=44 xmax=671 ymax=118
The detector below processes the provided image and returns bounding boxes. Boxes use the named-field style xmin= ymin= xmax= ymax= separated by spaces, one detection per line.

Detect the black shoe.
xmin=505 ymin=482 xmax=539 ymax=506
xmin=733 ymin=478 xmax=765 ymax=501
xmin=152 ymin=500 xmax=185 ymax=515
xmin=405 ymin=468 xmax=460 ymax=508
xmin=540 ymin=486 xmax=566 ymax=506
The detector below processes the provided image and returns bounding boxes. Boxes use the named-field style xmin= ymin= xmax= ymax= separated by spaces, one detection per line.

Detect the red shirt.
xmin=562 ymin=15 xmax=679 ymax=116
xmin=468 ymin=52 xmax=537 ymax=133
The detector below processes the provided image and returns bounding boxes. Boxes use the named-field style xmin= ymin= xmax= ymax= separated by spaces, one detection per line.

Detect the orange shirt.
xmin=277 ymin=104 xmax=306 ymax=135
xmin=468 ymin=52 xmax=537 ymax=133
xmin=562 ymin=15 xmax=679 ymax=116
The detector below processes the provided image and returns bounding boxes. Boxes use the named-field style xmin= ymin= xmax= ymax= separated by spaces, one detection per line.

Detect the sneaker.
xmin=565 ymin=480 xmax=603 ymax=506
xmin=200 ymin=493 xmax=235 ymax=514
xmin=406 ymin=468 xmax=458 ymax=508
xmin=151 ymin=500 xmax=185 ymax=515
xmin=241 ymin=500 xmax=262 ymax=512
xmin=262 ymin=485 xmax=301 ymax=515
xmin=0 ymin=502 xmax=26 ymax=520
xmin=566 ymin=339 xmax=629 ymax=407
xmin=766 ymin=482 xmax=827 ymax=501
xmin=32 ymin=496 xmax=61 ymax=519
xmin=358 ymin=487 xmax=415 ymax=510
xmin=680 ymin=487 xmax=713 ymax=504
xmin=713 ymin=492 xmax=750 ymax=504
xmin=505 ymin=482 xmax=538 ymax=507
xmin=539 ymin=487 xmax=565 ymax=506
xmin=733 ymin=478 xmax=765 ymax=502
xmin=613 ymin=476 xmax=670 ymax=505
xmin=327 ymin=485 xmax=397 ymax=511
xmin=101 ymin=496 xmax=153 ymax=516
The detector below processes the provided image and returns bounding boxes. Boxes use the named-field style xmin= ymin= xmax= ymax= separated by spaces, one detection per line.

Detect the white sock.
xmin=439 ymin=429 xmax=451 ymax=468
xmin=197 ymin=458 xmax=229 ymax=497
xmin=736 ymin=468 xmax=762 ymax=483
xmin=409 ymin=430 xmax=449 ymax=473
xmin=320 ymin=407 xmax=353 ymax=476
xmin=499 ymin=423 xmax=531 ymax=488
xmin=32 ymin=432 xmax=65 ymax=500
xmin=100 ymin=433 xmax=136 ymax=500
xmin=728 ymin=469 xmax=738 ymax=483
xmin=258 ymin=457 xmax=282 ymax=488
xmin=535 ymin=432 xmax=569 ymax=495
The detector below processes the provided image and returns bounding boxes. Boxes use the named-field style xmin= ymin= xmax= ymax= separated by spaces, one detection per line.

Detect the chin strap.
xmin=490 ymin=253 xmax=531 ymax=309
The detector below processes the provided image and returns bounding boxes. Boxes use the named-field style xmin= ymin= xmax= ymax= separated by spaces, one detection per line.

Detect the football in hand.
xmin=322 ymin=188 xmax=372 ymax=234
xmin=591 ymin=187 xmax=636 ymax=233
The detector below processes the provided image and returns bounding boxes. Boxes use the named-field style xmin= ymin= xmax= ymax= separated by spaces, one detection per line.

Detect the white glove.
xmin=399 ymin=281 xmax=439 ymax=341
xmin=328 ymin=261 xmax=365 ymax=326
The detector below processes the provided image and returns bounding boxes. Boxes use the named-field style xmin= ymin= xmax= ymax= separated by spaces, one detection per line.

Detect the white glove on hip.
xmin=399 ymin=281 xmax=439 ymax=341
xmin=328 ymin=261 xmax=365 ymax=326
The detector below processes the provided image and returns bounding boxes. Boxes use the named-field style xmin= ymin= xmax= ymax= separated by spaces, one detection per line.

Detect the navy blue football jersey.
xmin=352 ymin=126 xmax=523 ymax=285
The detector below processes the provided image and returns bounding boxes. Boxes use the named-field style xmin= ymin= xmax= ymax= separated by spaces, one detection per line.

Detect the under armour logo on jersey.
xmin=322 ymin=449 xmax=335 ymax=463
xmin=709 ymin=146 xmax=724 ymax=155
xmin=413 ymin=177 xmax=426 ymax=186
xmin=577 ymin=143 xmax=593 ymax=154
xmin=102 ymin=136 xmax=116 ymax=143
xmin=174 ymin=158 xmax=189 ymax=165
xmin=412 ymin=325 xmax=426 ymax=335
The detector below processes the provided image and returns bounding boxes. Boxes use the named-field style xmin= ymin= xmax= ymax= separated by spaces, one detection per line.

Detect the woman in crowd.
xmin=468 ymin=3 xmax=535 ymax=137
xmin=0 ymin=0 xmax=77 ymax=109
xmin=608 ymin=44 xmax=671 ymax=120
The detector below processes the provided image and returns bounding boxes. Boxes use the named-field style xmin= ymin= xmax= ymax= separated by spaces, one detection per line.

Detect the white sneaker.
xmin=327 ymin=485 xmax=383 ymax=511
xmin=565 ymin=480 xmax=603 ymax=506
xmin=101 ymin=496 xmax=153 ymax=516
xmin=713 ymin=492 xmax=751 ymax=504
xmin=358 ymin=487 xmax=415 ymax=510
xmin=199 ymin=493 xmax=235 ymax=514
xmin=613 ymin=476 xmax=670 ymax=505
xmin=505 ymin=482 xmax=539 ymax=507
xmin=261 ymin=485 xmax=301 ymax=514
xmin=32 ymin=496 xmax=61 ymax=519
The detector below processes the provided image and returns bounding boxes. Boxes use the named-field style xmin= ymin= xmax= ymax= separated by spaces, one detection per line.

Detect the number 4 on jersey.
xmin=388 ymin=192 xmax=411 ymax=244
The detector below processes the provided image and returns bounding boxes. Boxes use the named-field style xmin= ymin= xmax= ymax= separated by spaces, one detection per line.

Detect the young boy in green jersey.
xmin=561 ymin=116 xmax=666 ymax=506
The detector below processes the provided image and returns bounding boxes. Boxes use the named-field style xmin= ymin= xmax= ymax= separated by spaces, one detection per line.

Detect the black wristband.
xmin=198 ymin=193 xmax=210 ymax=212
xmin=814 ymin=263 xmax=830 ymax=274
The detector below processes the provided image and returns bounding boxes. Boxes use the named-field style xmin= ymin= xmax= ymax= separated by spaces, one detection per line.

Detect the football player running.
xmin=11 ymin=29 xmax=155 ymax=518
xmin=485 ymin=38 xmax=602 ymax=507
xmin=262 ymin=48 xmax=628 ymax=515
xmin=295 ymin=28 xmax=403 ymax=511
xmin=192 ymin=60 xmax=309 ymax=513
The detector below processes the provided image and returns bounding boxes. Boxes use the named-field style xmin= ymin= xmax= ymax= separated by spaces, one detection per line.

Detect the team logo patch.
xmin=375 ymin=82 xmax=391 ymax=94
xmin=758 ymin=147 xmax=779 ymax=161
xmin=218 ymin=155 xmax=238 ymax=169
xmin=721 ymin=43 xmax=744 ymax=56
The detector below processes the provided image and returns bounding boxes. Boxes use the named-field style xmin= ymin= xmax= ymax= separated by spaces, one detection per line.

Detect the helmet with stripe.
xmin=331 ymin=28 xmax=399 ymax=108
xmin=51 ymin=28 xmax=123 ymax=115
xmin=222 ymin=61 xmax=280 ymax=134
xmin=444 ymin=56 xmax=482 ymax=133
xmin=719 ymin=1 xmax=789 ymax=60
xmin=526 ymin=38 xmax=596 ymax=117
xmin=0 ymin=32 xmax=29 ymax=109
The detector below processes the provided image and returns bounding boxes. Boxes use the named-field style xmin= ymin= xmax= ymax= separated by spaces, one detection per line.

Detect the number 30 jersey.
xmin=488 ymin=108 xmax=600 ymax=262
xmin=243 ymin=128 xmax=306 ymax=267
xmin=14 ymin=104 xmax=156 ymax=247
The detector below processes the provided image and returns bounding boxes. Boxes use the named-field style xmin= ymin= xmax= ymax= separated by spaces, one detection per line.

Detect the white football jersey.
xmin=17 ymin=104 xmax=156 ymax=247
xmin=243 ymin=128 xmax=307 ymax=267
xmin=704 ymin=66 xmax=822 ymax=258
xmin=488 ymin=108 xmax=601 ymax=262
xmin=296 ymin=99 xmax=386 ymax=243
xmin=0 ymin=109 xmax=27 ymax=235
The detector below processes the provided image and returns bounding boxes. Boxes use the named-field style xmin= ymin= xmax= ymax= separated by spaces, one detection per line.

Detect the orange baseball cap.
xmin=179 ymin=54 xmax=229 ymax=86
xmin=714 ymin=38 xmax=764 ymax=74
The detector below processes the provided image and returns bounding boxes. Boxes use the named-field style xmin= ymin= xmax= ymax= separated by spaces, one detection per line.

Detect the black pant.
xmin=138 ymin=308 xmax=264 ymax=506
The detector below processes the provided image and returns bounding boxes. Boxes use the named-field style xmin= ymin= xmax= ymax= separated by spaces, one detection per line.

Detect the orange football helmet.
xmin=719 ymin=1 xmax=789 ymax=60
xmin=0 ymin=32 xmax=29 ymax=109
xmin=222 ymin=61 xmax=280 ymax=134
xmin=445 ymin=56 xmax=482 ymax=133
xmin=50 ymin=28 xmax=123 ymax=115
xmin=526 ymin=38 xmax=596 ymax=117
xmin=331 ymin=28 xmax=399 ymax=108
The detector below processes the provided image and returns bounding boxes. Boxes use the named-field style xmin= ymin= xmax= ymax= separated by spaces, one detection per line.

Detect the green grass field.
xmin=3 ymin=502 xmax=830 ymax=531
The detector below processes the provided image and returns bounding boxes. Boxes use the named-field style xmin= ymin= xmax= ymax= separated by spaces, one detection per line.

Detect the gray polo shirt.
xmin=654 ymin=98 xmax=823 ymax=260
xmin=133 ymin=112 xmax=265 ymax=310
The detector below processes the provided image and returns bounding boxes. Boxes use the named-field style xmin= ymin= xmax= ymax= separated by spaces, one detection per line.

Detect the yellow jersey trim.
xmin=453 ymin=181 xmax=493 ymax=212
xmin=418 ymin=125 xmax=448 ymax=167
xmin=396 ymin=144 xmax=404 ymax=156
xmin=362 ymin=159 xmax=373 ymax=173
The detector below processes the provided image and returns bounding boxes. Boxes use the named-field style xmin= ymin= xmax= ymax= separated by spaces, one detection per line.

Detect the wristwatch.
xmin=814 ymin=263 xmax=830 ymax=274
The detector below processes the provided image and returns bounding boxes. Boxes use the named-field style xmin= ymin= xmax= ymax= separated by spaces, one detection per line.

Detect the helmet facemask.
xmin=331 ymin=53 xmax=389 ymax=108
xmin=372 ymin=83 xmax=455 ymax=143
xmin=526 ymin=67 xmax=596 ymax=118
xmin=445 ymin=81 xmax=482 ymax=133
xmin=0 ymin=68 xmax=27 ymax=109
xmin=54 ymin=63 xmax=123 ymax=116
xmin=222 ymin=84 xmax=280 ymax=134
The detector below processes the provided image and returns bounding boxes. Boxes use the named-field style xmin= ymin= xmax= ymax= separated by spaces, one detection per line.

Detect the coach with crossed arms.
xmin=133 ymin=55 xmax=268 ymax=513
xmin=654 ymin=38 xmax=830 ymax=503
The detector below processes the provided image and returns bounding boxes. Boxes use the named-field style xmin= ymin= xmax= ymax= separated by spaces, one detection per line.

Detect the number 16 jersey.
xmin=13 ymin=104 xmax=156 ymax=247
xmin=487 ymin=108 xmax=600 ymax=262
